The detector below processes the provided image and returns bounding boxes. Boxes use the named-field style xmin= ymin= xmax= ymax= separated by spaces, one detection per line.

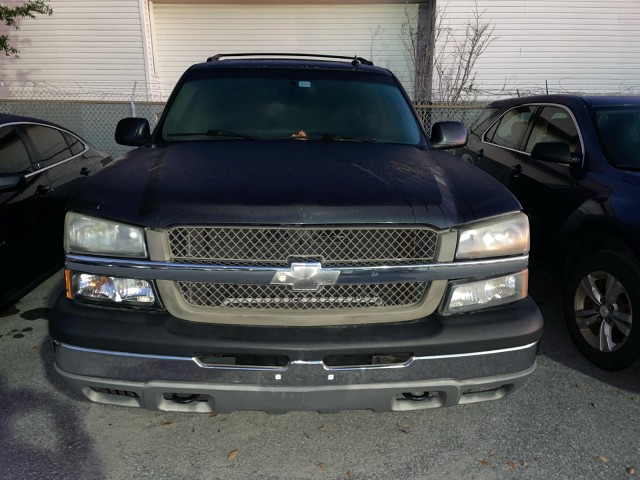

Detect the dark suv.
xmin=459 ymin=95 xmax=640 ymax=370
xmin=50 ymin=54 xmax=542 ymax=413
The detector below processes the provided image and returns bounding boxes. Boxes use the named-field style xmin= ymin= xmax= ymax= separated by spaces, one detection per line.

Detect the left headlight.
xmin=64 ymin=212 xmax=147 ymax=257
xmin=456 ymin=212 xmax=529 ymax=259
xmin=65 ymin=271 xmax=156 ymax=306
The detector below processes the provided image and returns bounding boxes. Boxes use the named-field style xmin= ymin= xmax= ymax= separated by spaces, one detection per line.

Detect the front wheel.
xmin=564 ymin=251 xmax=640 ymax=371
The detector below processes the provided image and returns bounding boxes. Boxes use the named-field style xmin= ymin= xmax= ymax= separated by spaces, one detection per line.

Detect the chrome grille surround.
xmin=167 ymin=226 xmax=439 ymax=267
xmin=177 ymin=282 xmax=427 ymax=310
xmin=65 ymin=246 xmax=529 ymax=326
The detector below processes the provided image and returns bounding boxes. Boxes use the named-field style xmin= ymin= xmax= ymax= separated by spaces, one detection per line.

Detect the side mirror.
xmin=531 ymin=141 xmax=581 ymax=166
xmin=430 ymin=121 xmax=468 ymax=149
xmin=0 ymin=173 xmax=26 ymax=192
xmin=115 ymin=117 xmax=151 ymax=146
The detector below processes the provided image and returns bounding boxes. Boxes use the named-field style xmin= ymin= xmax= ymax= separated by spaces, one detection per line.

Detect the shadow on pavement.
xmin=0 ymin=276 xmax=105 ymax=478
xmin=0 ymin=370 xmax=104 ymax=477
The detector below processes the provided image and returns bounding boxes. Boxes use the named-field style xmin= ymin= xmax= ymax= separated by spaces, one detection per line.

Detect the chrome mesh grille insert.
xmin=167 ymin=226 xmax=439 ymax=267
xmin=177 ymin=282 xmax=427 ymax=310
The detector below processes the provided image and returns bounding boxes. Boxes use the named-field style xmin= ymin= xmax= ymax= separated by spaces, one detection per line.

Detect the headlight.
xmin=456 ymin=212 xmax=529 ymax=259
xmin=440 ymin=270 xmax=528 ymax=315
xmin=66 ymin=271 xmax=156 ymax=306
xmin=65 ymin=212 xmax=147 ymax=257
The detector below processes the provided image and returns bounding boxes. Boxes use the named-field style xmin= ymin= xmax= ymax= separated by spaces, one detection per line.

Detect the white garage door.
xmin=151 ymin=3 xmax=418 ymax=98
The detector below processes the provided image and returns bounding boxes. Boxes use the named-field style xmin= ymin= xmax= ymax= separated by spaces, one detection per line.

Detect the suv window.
xmin=525 ymin=106 xmax=580 ymax=155
xmin=470 ymin=107 xmax=499 ymax=130
xmin=63 ymin=131 xmax=86 ymax=156
xmin=594 ymin=106 xmax=640 ymax=170
xmin=160 ymin=70 xmax=422 ymax=145
xmin=23 ymin=124 xmax=73 ymax=168
xmin=485 ymin=106 xmax=536 ymax=150
xmin=0 ymin=125 xmax=32 ymax=174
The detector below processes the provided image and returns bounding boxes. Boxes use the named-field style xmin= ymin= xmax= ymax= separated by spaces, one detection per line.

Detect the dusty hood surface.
xmin=71 ymin=141 xmax=520 ymax=229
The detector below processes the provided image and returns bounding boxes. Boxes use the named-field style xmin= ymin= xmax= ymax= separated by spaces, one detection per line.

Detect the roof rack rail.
xmin=206 ymin=53 xmax=374 ymax=66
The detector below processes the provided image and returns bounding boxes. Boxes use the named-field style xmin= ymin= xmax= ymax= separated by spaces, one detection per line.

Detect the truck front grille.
xmin=177 ymin=282 xmax=427 ymax=310
xmin=167 ymin=226 xmax=438 ymax=267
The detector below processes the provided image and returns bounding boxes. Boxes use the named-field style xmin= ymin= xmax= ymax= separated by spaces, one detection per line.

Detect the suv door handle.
xmin=511 ymin=164 xmax=522 ymax=178
xmin=80 ymin=166 xmax=92 ymax=176
xmin=36 ymin=184 xmax=52 ymax=196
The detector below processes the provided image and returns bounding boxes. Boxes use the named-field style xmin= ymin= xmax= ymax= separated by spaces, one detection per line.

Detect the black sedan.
xmin=0 ymin=114 xmax=112 ymax=310
xmin=458 ymin=95 xmax=640 ymax=370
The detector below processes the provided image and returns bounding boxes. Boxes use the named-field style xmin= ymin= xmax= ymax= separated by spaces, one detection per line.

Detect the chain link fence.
xmin=414 ymin=103 xmax=484 ymax=134
xmin=0 ymin=86 xmax=485 ymax=157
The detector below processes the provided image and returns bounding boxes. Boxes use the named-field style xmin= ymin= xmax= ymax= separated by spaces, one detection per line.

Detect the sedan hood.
xmin=71 ymin=141 xmax=520 ymax=229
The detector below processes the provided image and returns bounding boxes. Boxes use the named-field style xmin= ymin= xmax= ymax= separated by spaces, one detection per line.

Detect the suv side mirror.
xmin=531 ymin=141 xmax=581 ymax=166
xmin=0 ymin=173 xmax=26 ymax=192
xmin=115 ymin=117 xmax=151 ymax=146
xmin=430 ymin=121 xmax=468 ymax=149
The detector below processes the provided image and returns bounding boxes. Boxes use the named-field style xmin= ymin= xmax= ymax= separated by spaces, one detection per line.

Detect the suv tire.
xmin=564 ymin=250 xmax=640 ymax=370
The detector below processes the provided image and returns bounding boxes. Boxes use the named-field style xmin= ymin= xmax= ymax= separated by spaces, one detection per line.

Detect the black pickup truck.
xmin=50 ymin=54 xmax=542 ymax=413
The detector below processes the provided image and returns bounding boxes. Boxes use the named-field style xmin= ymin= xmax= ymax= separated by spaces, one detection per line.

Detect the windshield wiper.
xmin=167 ymin=129 xmax=258 ymax=140
xmin=207 ymin=129 xmax=258 ymax=140
xmin=323 ymin=132 xmax=377 ymax=143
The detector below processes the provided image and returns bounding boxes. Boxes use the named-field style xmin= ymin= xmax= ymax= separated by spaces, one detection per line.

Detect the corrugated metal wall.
xmin=439 ymin=0 xmax=640 ymax=98
xmin=1 ymin=0 xmax=638 ymax=101
xmin=0 ymin=0 xmax=148 ymax=99
xmin=150 ymin=3 xmax=418 ymax=98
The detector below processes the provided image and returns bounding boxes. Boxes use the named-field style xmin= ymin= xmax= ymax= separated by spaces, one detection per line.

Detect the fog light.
xmin=67 ymin=271 xmax=156 ymax=305
xmin=441 ymin=270 xmax=527 ymax=315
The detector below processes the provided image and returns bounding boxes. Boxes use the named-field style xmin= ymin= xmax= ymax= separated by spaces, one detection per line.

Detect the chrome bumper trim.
xmin=65 ymin=254 xmax=529 ymax=285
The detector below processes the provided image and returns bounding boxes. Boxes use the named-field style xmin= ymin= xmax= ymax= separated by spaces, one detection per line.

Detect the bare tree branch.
xmin=403 ymin=0 xmax=497 ymax=103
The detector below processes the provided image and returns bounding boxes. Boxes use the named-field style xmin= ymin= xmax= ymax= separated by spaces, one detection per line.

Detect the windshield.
xmin=160 ymin=69 xmax=422 ymax=145
xmin=593 ymin=106 xmax=640 ymax=170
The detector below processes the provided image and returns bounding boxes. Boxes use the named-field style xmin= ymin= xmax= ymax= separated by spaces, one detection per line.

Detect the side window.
xmin=63 ymin=131 xmax=86 ymax=156
xmin=23 ymin=124 xmax=73 ymax=168
xmin=525 ymin=106 xmax=580 ymax=154
xmin=485 ymin=106 xmax=536 ymax=150
xmin=0 ymin=125 xmax=32 ymax=174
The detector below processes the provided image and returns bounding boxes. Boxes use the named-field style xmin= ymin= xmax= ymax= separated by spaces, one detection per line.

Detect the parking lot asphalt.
xmin=1 ymin=269 xmax=639 ymax=480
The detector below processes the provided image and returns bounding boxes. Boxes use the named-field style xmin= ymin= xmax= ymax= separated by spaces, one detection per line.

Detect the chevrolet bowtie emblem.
xmin=271 ymin=263 xmax=340 ymax=291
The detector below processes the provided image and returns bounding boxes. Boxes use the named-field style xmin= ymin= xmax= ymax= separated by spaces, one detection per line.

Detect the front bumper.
xmin=53 ymin=341 xmax=537 ymax=413
xmin=50 ymin=295 xmax=542 ymax=413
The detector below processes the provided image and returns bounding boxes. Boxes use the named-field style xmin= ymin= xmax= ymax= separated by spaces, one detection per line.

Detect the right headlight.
xmin=456 ymin=212 xmax=529 ymax=259
xmin=64 ymin=212 xmax=148 ymax=257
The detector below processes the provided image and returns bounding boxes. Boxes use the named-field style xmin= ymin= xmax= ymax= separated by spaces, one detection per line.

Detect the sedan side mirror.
xmin=0 ymin=173 xmax=26 ymax=192
xmin=115 ymin=117 xmax=151 ymax=147
xmin=430 ymin=121 xmax=468 ymax=149
xmin=531 ymin=141 xmax=582 ymax=166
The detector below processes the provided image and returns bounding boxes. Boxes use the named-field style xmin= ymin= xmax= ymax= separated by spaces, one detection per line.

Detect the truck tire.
xmin=564 ymin=250 xmax=640 ymax=371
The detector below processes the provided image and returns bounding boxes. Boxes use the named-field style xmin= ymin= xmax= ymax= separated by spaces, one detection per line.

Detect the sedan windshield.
xmin=160 ymin=69 xmax=422 ymax=145
xmin=593 ymin=106 xmax=640 ymax=170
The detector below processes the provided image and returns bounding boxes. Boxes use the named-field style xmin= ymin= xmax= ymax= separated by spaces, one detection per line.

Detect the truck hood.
xmin=70 ymin=141 xmax=520 ymax=229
